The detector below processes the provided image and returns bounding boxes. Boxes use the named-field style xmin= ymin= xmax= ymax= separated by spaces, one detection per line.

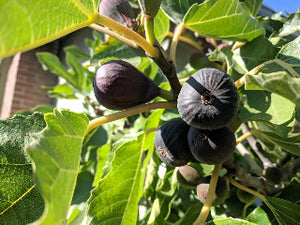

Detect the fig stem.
xmin=242 ymin=195 xmax=257 ymax=219
xmin=235 ymin=75 xmax=246 ymax=89
xmin=95 ymin=13 xmax=159 ymax=57
xmin=167 ymin=32 xmax=204 ymax=51
xmin=144 ymin=15 xmax=156 ymax=46
xmin=231 ymin=41 xmax=246 ymax=51
xmin=89 ymin=23 xmax=138 ymax=48
xmin=170 ymin=23 xmax=185 ymax=65
xmin=194 ymin=164 xmax=222 ymax=225
xmin=85 ymin=101 xmax=176 ymax=135
xmin=235 ymin=130 xmax=258 ymax=145
xmin=158 ymin=88 xmax=174 ymax=101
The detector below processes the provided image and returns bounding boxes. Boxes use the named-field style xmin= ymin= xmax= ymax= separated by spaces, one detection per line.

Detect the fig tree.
xmin=93 ymin=60 xmax=160 ymax=110
xmin=188 ymin=126 xmax=236 ymax=165
xmin=196 ymin=176 xmax=229 ymax=206
xmin=98 ymin=0 xmax=135 ymax=26
xmin=263 ymin=167 xmax=283 ymax=185
xmin=154 ymin=119 xmax=196 ymax=167
xmin=177 ymin=68 xmax=239 ymax=130
xmin=177 ymin=165 xmax=202 ymax=189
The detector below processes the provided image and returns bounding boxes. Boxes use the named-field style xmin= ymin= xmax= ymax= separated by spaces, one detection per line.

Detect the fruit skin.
xmin=196 ymin=176 xmax=229 ymax=206
xmin=93 ymin=60 xmax=160 ymax=110
xmin=98 ymin=0 xmax=135 ymax=26
xmin=154 ymin=119 xmax=197 ymax=167
xmin=188 ymin=126 xmax=236 ymax=165
xmin=177 ymin=68 xmax=239 ymax=130
xmin=177 ymin=165 xmax=202 ymax=189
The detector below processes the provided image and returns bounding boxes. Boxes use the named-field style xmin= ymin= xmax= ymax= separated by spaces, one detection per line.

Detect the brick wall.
xmin=0 ymin=41 xmax=59 ymax=118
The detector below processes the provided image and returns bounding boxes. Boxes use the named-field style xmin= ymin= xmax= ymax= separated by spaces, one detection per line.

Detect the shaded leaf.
xmin=0 ymin=0 xmax=99 ymax=58
xmin=265 ymin=196 xmax=300 ymax=225
xmin=183 ymin=0 xmax=265 ymax=41
xmin=278 ymin=178 xmax=300 ymax=204
xmin=240 ymin=0 xmax=263 ymax=16
xmin=174 ymin=202 xmax=203 ymax=225
xmin=205 ymin=217 xmax=257 ymax=224
xmin=161 ymin=0 xmax=204 ymax=24
xmin=26 ymin=110 xmax=89 ymax=225
xmin=0 ymin=113 xmax=45 ymax=224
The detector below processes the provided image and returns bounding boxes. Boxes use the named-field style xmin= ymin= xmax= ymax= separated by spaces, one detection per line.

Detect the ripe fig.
xmin=188 ymin=126 xmax=236 ymax=165
xmin=196 ymin=176 xmax=229 ymax=206
xmin=98 ymin=0 xmax=135 ymax=26
xmin=177 ymin=68 xmax=239 ymax=130
xmin=93 ymin=60 xmax=160 ymax=110
xmin=154 ymin=119 xmax=196 ymax=167
xmin=177 ymin=165 xmax=202 ymax=189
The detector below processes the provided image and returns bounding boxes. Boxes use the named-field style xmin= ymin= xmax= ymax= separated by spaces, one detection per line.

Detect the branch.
xmin=169 ymin=23 xmax=185 ymax=65
xmin=85 ymin=101 xmax=176 ymax=135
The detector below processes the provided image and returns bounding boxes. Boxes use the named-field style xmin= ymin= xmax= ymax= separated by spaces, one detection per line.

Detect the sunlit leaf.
xmin=183 ymin=0 xmax=265 ymax=41
xmin=0 ymin=113 xmax=45 ymax=224
xmin=0 ymin=0 xmax=100 ymax=58
xmin=154 ymin=9 xmax=170 ymax=43
xmin=247 ymin=207 xmax=271 ymax=225
xmin=279 ymin=11 xmax=300 ymax=37
xmin=26 ymin=110 xmax=89 ymax=225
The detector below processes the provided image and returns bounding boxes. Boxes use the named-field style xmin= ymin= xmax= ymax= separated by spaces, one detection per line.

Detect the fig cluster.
xmin=155 ymin=68 xmax=238 ymax=167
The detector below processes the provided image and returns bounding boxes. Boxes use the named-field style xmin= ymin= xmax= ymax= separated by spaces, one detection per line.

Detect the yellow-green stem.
xmin=235 ymin=75 xmax=246 ymax=89
xmin=242 ymin=196 xmax=257 ymax=219
xmin=85 ymin=101 xmax=176 ymax=135
xmin=167 ymin=32 xmax=204 ymax=51
xmin=170 ymin=23 xmax=185 ymax=65
xmin=236 ymin=130 xmax=258 ymax=145
xmin=89 ymin=23 xmax=138 ymax=48
xmin=95 ymin=13 xmax=159 ymax=57
xmin=144 ymin=15 xmax=156 ymax=46
xmin=194 ymin=164 xmax=222 ymax=225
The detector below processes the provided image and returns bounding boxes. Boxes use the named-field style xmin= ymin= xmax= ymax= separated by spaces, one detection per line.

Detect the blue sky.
xmin=263 ymin=0 xmax=300 ymax=14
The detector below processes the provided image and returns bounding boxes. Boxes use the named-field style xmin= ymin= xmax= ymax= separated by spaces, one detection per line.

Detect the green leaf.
xmin=0 ymin=113 xmax=45 ymax=224
xmin=254 ymin=128 xmax=300 ymax=156
xmin=247 ymin=207 xmax=271 ymax=225
xmin=279 ymin=11 xmax=300 ymax=37
xmin=265 ymin=196 xmax=300 ymax=225
xmin=240 ymin=0 xmax=263 ymax=16
xmin=63 ymin=45 xmax=91 ymax=60
xmin=26 ymin=110 xmax=89 ymax=225
xmin=66 ymin=52 xmax=86 ymax=90
xmin=91 ymin=37 xmax=139 ymax=66
xmin=161 ymin=0 xmax=204 ymax=24
xmin=239 ymin=91 xmax=295 ymax=136
xmin=183 ymin=0 xmax=265 ymax=41
xmin=37 ymin=53 xmax=77 ymax=88
xmin=138 ymin=0 xmax=162 ymax=17
xmin=205 ymin=217 xmax=257 ymax=224
xmin=276 ymin=36 xmax=300 ymax=75
xmin=278 ymin=178 xmax=300 ymax=204
xmin=43 ymin=84 xmax=77 ymax=99
xmin=87 ymin=134 xmax=147 ymax=225
xmin=154 ymin=9 xmax=170 ymax=43
xmin=0 ymin=0 xmax=99 ymax=58
xmin=173 ymin=203 xmax=203 ymax=225
xmin=93 ymin=143 xmax=111 ymax=186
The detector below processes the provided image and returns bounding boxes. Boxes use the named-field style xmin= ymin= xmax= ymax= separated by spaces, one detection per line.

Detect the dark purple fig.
xmin=93 ymin=60 xmax=160 ymax=110
xmin=197 ymin=176 xmax=229 ymax=206
xmin=154 ymin=119 xmax=196 ymax=167
xmin=177 ymin=68 xmax=239 ymax=130
xmin=99 ymin=0 xmax=135 ymax=26
xmin=188 ymin=126 xmax=236 ymax=165
xmin=177 ymin=165 xmax=202 ymax=189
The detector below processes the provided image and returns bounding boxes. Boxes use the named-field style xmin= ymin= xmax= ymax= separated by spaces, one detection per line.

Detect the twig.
xmin=236 ymin=130 xmax=258 ymax=145
xmin=236 ymin=143 xmax=263 ymax=176
xmin=85 ymin=101 xmax=176 ymax=135
xmin=169 ymin=23 xmax=185 ymax=65
xmin=167 ymin=32 xmax=204 ymax=51
xmin=193 ymin=164 xmax=222 ymax=225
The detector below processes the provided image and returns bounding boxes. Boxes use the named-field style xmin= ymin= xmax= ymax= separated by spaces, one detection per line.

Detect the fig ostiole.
xmin=177 ymin=68 xmax=239 ymax=130
xmin=154 ymin=119 xmax=197 ymax=167
xmin=93 ymin=60 xmax=160 ymax=110
xmin=188 ymin=126 xmax=236 ymax=165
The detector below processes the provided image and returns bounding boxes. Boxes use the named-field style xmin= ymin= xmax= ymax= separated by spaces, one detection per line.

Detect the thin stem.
xmin=236 ymin=130 xmax=258 ymax=145
xmin=85 ymin=101 xmax=176 ymax=135
xmin=169 ymin=23 xmax=185 ymax=65
xmin=236 ymin=143 xmax=263 ymax=176
xmin=242 ymin=196 xmax=257 ymax=219
xmin=167 ymin=32 xmax=204 ymax=51
xmin=235 ymin=75 xmax=246 ymax=89
xmin=231 ymin=41 xmax=246 ymax=51
xmin=194 ymin=164 xmax=222 ymax=225
xmin=89 ymin=23 xmax=138 ymax=48
xmin=95 ymin=13 xmax=159 ymax=57
xmin=144 ymin=15 xmax=155 ymax=46
xmin=158 ymin=88 xmax=174 ymax=101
